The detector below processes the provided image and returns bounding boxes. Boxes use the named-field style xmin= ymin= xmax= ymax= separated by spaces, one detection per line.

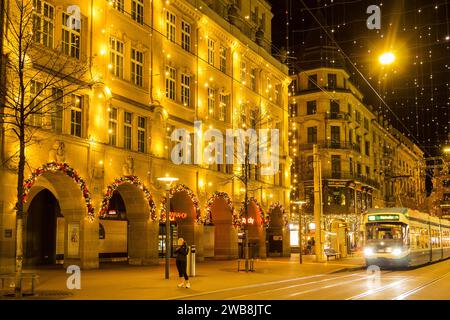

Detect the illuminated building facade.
xmin=0 ymin=0 xmax=291 ymax=272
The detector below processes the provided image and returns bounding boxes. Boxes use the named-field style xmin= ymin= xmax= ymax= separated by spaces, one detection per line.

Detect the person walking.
xmin=175 ymin=238 xmax=190 ymax=288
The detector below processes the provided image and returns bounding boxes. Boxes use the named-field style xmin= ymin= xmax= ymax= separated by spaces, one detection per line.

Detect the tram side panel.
xmin=408 ymin=220 xmax=432 ymax=266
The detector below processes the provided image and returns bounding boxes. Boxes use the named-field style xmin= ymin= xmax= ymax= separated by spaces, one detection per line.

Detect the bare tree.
xmin=222 ymin=107 xmax=279 ymax=272
xmin=0 ymin=0 xmax=91 ymax=297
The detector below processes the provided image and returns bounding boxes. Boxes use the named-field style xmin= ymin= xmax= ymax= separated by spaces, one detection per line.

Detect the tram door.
xmin=159 ymin=223 xmax=178 ymax=257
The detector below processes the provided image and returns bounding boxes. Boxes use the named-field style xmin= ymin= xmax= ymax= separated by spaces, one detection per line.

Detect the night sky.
xmin=270 ymin=0 xmax=450 ymax=157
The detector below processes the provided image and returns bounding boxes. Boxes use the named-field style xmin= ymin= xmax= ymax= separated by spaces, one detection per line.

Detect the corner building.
xmin=0 ymin=0 xmax=291 ymax=272
xmin=289 ymin=46 xmax=426 ymax=250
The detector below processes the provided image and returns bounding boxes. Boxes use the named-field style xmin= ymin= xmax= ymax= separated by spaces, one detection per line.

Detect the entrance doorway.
xmin=25 ymin=189 xmax=64 ymax=266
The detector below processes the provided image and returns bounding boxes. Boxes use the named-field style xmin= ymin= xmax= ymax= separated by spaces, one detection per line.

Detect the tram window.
xmin=366 ymin=223 xmax=403 ymax=240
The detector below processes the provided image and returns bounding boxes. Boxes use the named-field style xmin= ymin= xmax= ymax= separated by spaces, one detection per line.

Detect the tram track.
xmin=391 ymin=269 xmax=450 ymax=300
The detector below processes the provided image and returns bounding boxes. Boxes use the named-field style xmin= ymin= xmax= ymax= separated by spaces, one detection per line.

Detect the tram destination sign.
xmin=368 ymin=214 xmax=400 ymax=221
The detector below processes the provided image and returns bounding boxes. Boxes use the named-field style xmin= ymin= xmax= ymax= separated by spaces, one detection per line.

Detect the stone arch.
xmin=239 ymin=197 xmax=267 ymax=259
xmin=99 ymin=176 xmax=159 ymax=265
xmin=267 ymin=202 xmax=289 ymax=257
xmin=23 ymin=162 xmax=98 ymax=269
xmin=160 ymin=184 xmax=204 ymax=260
xmin=205 ymin=192 xmax=238 ymax=259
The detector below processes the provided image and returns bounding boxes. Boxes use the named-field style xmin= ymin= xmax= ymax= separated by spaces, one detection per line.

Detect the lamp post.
xmin=157 ymin=176 xmax=179 ymax=280
xmin=292 ymin=200 xmax=306 ymax=264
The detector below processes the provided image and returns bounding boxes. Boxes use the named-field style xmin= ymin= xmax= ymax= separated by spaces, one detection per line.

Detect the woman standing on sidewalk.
xmin=175 ymin=238 xmax=190 ymax=288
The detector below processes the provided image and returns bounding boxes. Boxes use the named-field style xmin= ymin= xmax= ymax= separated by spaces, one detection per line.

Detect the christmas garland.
xmin=99 ymin=176 xmax=157 ymax=221
xmin=238 ymin=197 xmax=268 ymax=228
xmin=204 ymin=191 xmax=236 ymax=225
xmin=268 ymin=202 xmax=289 ymax=228
xmin=160 ymin=183 xmax=202 ymax=224
xmin=23 ymin=162 xmax=95 ymax=221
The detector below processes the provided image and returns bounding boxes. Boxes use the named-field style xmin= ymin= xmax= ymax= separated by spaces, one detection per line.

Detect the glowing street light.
xmin=379 ymin=52 xmax=396 ymax=65
xmin=443 ymin=146 xmax=450 ymax=154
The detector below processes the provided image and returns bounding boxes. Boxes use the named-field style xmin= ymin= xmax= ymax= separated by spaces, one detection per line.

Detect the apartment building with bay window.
xmin=288 ymin=46 xmax=426 ymax=249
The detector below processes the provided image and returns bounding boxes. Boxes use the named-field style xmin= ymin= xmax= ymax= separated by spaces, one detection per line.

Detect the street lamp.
xmin=157 ymin=176 xmax=179 ymax=280
xmin=443 ymin=146 xmax=450 ymax=154
xmin=378 ymin=52 xmax=396 ymax=65
xmin=292 ymin=200 xmax=306 ymax=264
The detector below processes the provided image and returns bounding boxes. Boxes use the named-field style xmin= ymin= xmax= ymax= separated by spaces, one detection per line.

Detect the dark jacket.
xmin=175 ymin=243 xmax=189 ymax=262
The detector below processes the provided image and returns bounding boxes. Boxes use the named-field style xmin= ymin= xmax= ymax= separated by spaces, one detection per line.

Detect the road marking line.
xmin=288 ymin=276 xmax=368 ymax=298
xmin=225 ymin=273 xmax=364 ymax=300
xmin=346 ymin=279 xmax=409 ymax=300
xmin=167 ymin=274 xmax=327 ymax=300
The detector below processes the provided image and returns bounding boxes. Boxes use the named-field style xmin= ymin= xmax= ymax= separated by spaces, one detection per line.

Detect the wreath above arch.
xmin=205 ymin=191 xmax=236 ymax=225
xmin=23 ymin=162 xmax=95 ymax=221
xmin=99 ymin=175 xmax=157 ymax=221
xmin=160 ymin=184 xmax=202 ymax=224
xmin=268 ymin=201 xmax=289 ymax=228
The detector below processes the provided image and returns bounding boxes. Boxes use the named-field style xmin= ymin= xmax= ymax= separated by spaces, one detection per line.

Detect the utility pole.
xmin=313 ymin=144 xmax=325 ymax=262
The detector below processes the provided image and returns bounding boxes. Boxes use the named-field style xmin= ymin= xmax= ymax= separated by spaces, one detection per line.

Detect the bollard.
xmin=187 ymin=245 xmax=196 ymax=277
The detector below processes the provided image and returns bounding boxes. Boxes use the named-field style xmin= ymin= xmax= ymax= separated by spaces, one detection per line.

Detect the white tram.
xmin=363 ymin=208 xmax=450 ymax=267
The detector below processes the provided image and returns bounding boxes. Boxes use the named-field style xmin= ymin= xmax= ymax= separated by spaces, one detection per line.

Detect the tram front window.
xmin=366 ymin=223 xmax=403 ymax=241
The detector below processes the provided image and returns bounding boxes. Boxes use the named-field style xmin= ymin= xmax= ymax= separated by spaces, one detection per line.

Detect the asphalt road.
xmin=172 ymin=259 xmax=450 ymax=300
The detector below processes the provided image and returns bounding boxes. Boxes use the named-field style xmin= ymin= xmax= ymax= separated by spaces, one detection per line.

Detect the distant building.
xmin=288 ymin=46 xmax=426 ymax=248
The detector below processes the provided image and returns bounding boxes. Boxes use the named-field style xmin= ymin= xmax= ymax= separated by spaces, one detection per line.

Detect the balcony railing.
xmin=298 ymin=170 xmax=380 ymax=189
xmin=298 ymin=141 xmax=361 ymax=153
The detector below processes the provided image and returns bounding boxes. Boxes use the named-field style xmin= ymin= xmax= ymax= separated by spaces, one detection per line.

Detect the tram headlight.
xmin=392 ymin=248 xmax=402 ymax=256
xmin=364 ymin=247 xmax=374 ymax=256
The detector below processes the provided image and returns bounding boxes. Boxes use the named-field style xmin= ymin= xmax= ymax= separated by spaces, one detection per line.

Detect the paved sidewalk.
xmin=2 ymin=254 xmax=365 ymax=300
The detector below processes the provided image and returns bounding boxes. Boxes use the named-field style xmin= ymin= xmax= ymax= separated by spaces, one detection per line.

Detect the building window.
xmin=240 ymin=109 xmax=247 ymax=127
xmin=356 ymin=135 xmax=362 ymax=152
xmin=181 ymin=74 xmax=191 ymax=107
xmin=29 ymin=81 xmax=44 ymax=127
xmin=110 ymin=37 xmax=124 ymax=78
xmin=240 ymin=61 xmax=246 ymax=83
xmin=51 ymin=88 xmax=63 ymax=133
xmin=308 ymin=74 xmax=317 ymax=89
xmin=132 ymin=0 xmax=144 ymax=24
xmin=328 ymin=73 xmax=337 ymax=88
xmin=137 ymin=116 xmax=146 ymax=153
xmin=219 ymin=93 xmax=229 ymax=122
xmin=349 ymin=129 xmax=353 ymax=145
xmin=112 ymin=0 xmax=124 ymax=12
xmin=181 ymin=21 xmax=191 ymax=52
xmin=365 ymin=141 xmax=370 ymax=156
xmin=357 ymin=162 xmax=362 ymax=176
xmin=208 ymin=39 xmax=215 ymax=65
xmin=250 ymin=68 xmax=256 ymax=91
xmin=124 ymin=112 xmax=132 ymax=150
xmin=62 ymin=12 xmax=80 ymax=58
xmin=166 ymin=11 xmax=176 ymax=42
xmin=307 ymin=100 xmax=317 ymax=115
xmin=208 ymin=88 xmax=215 ymax=117
xmin=33 ymin=0 xmax=54 ymax=48
xmin=165 ymin=66 xmax=176 ymax=100
xmin=348 ymin=104 xmax=352 ymax=117
xmin=355 ymin=110 xmax=361 ymax=124
xmin=330 ymin=100 xmax=340 ymax=118
xmin=109 ymin=107 xmax=118 ymax=146
xmin=274 ymin=84 xmax=281 ymax=104
xmin=331 ymin=126 xmax=340 ymax=148
xmin=220 ymin=46 xmax=227 ymax=73
xmin=349 ymin=157 xmax=354 ymax=175
xmin=331 ymin=155 xmax=341 ymax=179
xmin=364 ymin=117 xmax=370 ymax=130
xmin=70 ymin=94 xmax=82 ymax=137
xmin=131 ymin=49 xmax=144 ymax=87
xmin=307 ymin=126 xmax=317 ymax=144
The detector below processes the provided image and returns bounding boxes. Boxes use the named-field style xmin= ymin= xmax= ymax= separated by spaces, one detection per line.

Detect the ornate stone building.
xmin=0 ymin=0 xmax=291 ymax=272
